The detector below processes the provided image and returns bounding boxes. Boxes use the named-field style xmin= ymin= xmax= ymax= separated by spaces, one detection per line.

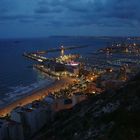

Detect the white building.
xmin=0 ymin=119 xmax=24 ymax=140
xmin=0 ymin=119 xmax=7 ymax=140
xmin=10 ymin=101 xmax=52 ymax=137
xmin=11 ymin=106 xmax=37 ymax=136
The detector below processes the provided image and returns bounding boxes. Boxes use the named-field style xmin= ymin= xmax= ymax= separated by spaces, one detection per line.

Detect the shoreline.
xmin=0 ymin=78 xmax=55 ymax=109
xmin=0 ymin=77 xmax=75 ymax=117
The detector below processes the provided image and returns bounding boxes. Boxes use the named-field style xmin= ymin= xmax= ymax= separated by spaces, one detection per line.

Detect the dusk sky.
xmin=0 ymin=0 xmax=140 ymax=38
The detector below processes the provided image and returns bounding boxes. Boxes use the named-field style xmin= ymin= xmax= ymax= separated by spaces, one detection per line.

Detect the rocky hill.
xmin=33 ymin=73 xmax=140 ymax=140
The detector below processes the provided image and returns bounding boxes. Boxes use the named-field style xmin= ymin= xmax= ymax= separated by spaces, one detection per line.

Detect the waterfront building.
xmin=52 ymin=94 xmax=87 ymax=112
xmin=43 ymin=95 xmax=55 ymax=105
xmin=10 ymin=101 xmax=52 ymax=137
xmin=0 ymin=119 xmax=8 ymax=140
xmin=11 ymin=107 xmax=38 ymax=136
xmin=0 ymin=119 xmax=24 ymax=140
xmin=49 ymin=62 xmax=65 ymax=72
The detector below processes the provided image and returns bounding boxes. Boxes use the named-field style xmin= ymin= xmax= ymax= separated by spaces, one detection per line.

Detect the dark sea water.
xmin=0 ymin=36 xmax=139 ymax=105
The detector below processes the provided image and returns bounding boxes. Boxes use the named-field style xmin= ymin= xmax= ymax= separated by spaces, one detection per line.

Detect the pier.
xmin=23 ymin=45 xmax=87 ymax=61
xmin=23 ymin=53 xmax=52 ymax=62
xmin=31 ymin=45 xmax=88 ymax=55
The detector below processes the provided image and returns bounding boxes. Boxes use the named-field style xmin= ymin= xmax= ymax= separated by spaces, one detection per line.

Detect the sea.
xmin=0 ymin=36 xmax=139 ymax=106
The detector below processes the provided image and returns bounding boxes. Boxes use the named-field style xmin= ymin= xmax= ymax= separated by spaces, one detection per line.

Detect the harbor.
xmin=0 ymin=0 xmax=140 ymax=139
xmin=0 ymin=45 xmax=87 ymax=117
xmin=0 ymin=41 xmax=140 ymax=140
xmin=1 ymin=42 xmax=140 ymax=117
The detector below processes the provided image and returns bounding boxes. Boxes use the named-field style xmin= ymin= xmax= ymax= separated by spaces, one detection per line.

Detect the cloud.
xmin=34 ymin=0 xmax=140 ymax=28
xmin=0 ymin=0 xmax=140 ymax=27
xmin=0 ymin=0 xmax=140 ymax=37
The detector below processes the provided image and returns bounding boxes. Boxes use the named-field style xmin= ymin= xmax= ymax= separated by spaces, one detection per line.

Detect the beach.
xmin=0 ymin=77 xmax=76 ymax=117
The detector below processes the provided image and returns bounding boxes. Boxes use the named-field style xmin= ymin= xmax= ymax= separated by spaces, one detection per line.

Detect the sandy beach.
xmin=0 ymin=77 xmax=76 ymax=117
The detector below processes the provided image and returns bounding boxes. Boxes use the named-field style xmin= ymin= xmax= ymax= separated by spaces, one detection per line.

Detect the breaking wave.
xmin=3 ymin=79 xmax=54 ymax=103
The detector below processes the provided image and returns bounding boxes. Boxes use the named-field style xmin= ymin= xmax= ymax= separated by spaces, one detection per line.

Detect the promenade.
xmin=0 ymin=77 xmax=76 ymax=117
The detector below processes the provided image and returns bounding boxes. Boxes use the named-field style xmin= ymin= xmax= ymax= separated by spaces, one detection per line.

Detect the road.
xmin=0 ymin=77 xmax=76 ymax=117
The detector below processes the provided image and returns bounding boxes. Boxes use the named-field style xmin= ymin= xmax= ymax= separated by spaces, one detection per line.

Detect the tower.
xmin=60 ymin=46 xmax=64 ymax=56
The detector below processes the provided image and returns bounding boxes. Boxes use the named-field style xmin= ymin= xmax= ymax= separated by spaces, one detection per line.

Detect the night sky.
xmin=0 ymin=0 xmax=140 ymax=38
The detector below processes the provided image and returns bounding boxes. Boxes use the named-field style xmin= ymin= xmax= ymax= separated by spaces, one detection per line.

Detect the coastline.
xmin=0 ymin=78 xmax=55 ymax=108
xmin=0 ymin=77 xmax=75 ymax=117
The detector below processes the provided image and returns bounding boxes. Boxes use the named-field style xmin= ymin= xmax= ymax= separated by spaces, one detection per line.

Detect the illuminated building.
xmin=49 ymin=62 xmax=65 ymax=72
xmin=60 ymin=46 xmax=64 ymax=56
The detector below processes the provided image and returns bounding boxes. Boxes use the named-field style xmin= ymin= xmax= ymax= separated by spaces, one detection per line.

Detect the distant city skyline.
xmin=0 ymin=0 xmax=140 ymax=38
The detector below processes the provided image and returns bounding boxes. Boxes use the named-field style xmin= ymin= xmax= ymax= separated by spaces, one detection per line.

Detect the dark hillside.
xmin=33 ymin=73 xmax=140 ymax=140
